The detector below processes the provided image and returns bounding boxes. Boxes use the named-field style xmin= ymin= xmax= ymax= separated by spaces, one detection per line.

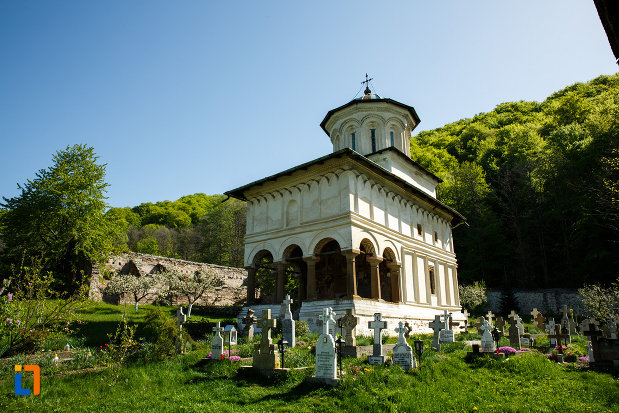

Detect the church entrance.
xmin=355 ymin=241 xmax=373 ymax=299
xmin=282 ymin=245 xmax=306 ymax=306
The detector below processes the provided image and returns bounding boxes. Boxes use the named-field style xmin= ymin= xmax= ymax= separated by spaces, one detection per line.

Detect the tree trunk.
xmin=188 ymin=302 xmax=194 ymax=317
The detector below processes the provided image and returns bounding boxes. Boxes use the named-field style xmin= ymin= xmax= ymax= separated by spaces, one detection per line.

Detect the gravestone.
xmin=495 ymin=317 xmax=506 ymax=334
xmin=533 ymin=312 xmax=547 ymax=330
xmin=530 ymin=308 xmax=540 ymax=323
xmin=315 ymin=308 xmax=337 ymax=379
xmin=480 ymin=319 xmax=496 ymax=352
xmin=242 ymin=309 xmax=257 ymax=341
xmin=462 ymin=309 xmax=470 ymax=333
xmin=545 ymin=318 xmax=557 ymax=347
xmin=560 ymin=305 xmax=572 ymax=343
xmin=439 ymin=311 xmax=454 ymax=343
xmin=252 ymin=309 xmax=279 ymax=369
xmin=211 ymin=322 xmax=224 ymax=360
xmin=607 ymin=317 xmax=617 ymax=339
xmin=508 ymin=318 xmax=521 ymax=349
xmin=429 ymin=315 xmax=444 ymax=351
xmin=368 ymin=313 xmax=388 ymax=364
xmin=549 ymin=324 xmax=570 ymax=352
xmin=475 ymin=317 xmax=485 ymax=335
xmin=515 ymin=315 xmax=525 ymax=337
xmin=317 ymin=310 xmax=337 ymax=338
xmin=393 ymin=321 xmax=415 ymax=370
xmin=340 ymin=308 xmax=358 ymax=357
xmin=280 ymin=294 xmax=296 ymax=348
xmin=582 ymin=318 xmax=601 ymax=362
xmin=224 ymin=325 xmax=237 ymax=346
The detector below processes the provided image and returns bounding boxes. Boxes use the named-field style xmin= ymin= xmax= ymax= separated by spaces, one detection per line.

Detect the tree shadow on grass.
xmin=237 ymin=379 xmax=335 ymax=406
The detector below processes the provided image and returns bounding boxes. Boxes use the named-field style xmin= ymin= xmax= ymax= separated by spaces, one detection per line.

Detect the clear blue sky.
xmin=1 ymin=1 xmax=616 ymax=208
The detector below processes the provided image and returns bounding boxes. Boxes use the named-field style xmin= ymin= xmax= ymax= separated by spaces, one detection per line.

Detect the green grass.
xmin=1 ymin=303 xmax=618 ymax=412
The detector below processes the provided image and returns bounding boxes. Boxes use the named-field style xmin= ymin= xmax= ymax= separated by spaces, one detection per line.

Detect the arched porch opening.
xmin=379 ymin=247 xmax=400 ymax=303
xmin=252 ymin=250 xmax=275 ymax=304
xmin=355 ymin=239 xmax=375 ymax=299
xmin=282 ymin=245 xmax=306 ymax=306
xmin=314 ymin=239 xmax=347 ymax=299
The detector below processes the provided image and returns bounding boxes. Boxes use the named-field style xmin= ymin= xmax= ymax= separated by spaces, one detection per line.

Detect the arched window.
xmin=351 ymin=132 xmax=356 ymax=151
xmin=390 ymin=130 xmax=395 ymax=147
xmin=371 ymin=128 xmax=376 ymax=152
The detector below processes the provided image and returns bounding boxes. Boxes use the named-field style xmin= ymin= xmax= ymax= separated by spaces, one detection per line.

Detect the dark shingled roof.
xmin=225 ymin=148 xmax=465 ymax=226
xmin=320 ymin=98 xmax=421 ymax=136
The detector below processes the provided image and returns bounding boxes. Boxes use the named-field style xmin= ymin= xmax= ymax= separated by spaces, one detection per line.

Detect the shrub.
xmin=578 ymin=277 xmax=619 ymax=322
xmin=143 ymin=307 xmax=189 ymax=361
xmin=458 ymin=281 xmax=487 ymax=314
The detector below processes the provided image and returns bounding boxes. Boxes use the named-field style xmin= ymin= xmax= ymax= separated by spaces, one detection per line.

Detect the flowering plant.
xmin=497 ymin=346 xmax=517 ymax=355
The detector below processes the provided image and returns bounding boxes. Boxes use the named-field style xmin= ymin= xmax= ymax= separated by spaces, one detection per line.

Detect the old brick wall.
xmin=89 ymin=252 xmax=247 ymax=306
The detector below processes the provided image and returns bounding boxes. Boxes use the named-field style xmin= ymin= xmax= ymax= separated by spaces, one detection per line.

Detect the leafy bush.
xmin=143 ymin=307 xmax=195 ymax=361
xmin=578 ymin=277 xmax=619 ymax=322
xmin=458 ymin=281 xmax=487 ymax=314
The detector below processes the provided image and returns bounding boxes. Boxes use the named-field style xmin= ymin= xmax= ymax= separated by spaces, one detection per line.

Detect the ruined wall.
xmin=89 ymin=252 xmax=247 ymax=306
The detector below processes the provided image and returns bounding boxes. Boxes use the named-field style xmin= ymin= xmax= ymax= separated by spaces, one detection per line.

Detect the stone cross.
xmin=176 ymin=307 xmax=186 ymax=330
xmin=259 ymin=310 xmax=277 ymax=345
xmin=533 ymin=312 xmax=547 ymax=330
xmin=486 ymin=311 xmax=495 ymax=326
xmin=545 ymin=318 xmax=557 ymax=347
xmin=429 ymin=315 xmax=444 ymax=351
xmin=368 ymin=313 xmax=388 ymax=364
xmin=242 ymin=309 xmax=257 ymax=341
xmin=462 ymin=309 xmax=470 ymax=333
xmin=340 ymin=308 xmax=358 ymax=347
xmin=508 ymin=310 xmax=519 ymax=322
xmin=508 ymin=317 xmax=521 ymax=349
xmin=281 ymin=294 xmax=293 ymax=319
xmin=253 ymin=309 xmax=279 ymax=369
xmin=440 ymin=311 xmax=455 ymax=343
xmin=319 ymin=307 xmax=335 ymax=337
xmin=211 ymin=322 xmax=224 ymax=360
xmin=441 ymin=310 xmax=452 ymax=330
xmin=530 ymin=308 xmax=540 ymax=322
xmin=393 ymin=321 xmax=415 ymax=370
xmin=480 ymin=319 xmax=495 ymax=352
xmin=559 ymin=307 xmax=572 ymax=343
xmin=475 ymin=317 xmax=486 ymax=334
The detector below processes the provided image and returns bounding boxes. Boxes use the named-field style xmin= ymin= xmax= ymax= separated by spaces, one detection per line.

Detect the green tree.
xmin=0 ymin=144 xmax=123 ymax=292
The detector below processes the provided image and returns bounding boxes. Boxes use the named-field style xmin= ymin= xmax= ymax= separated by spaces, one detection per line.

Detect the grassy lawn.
xmin=1 ymin=303 xmax=618 ymax=412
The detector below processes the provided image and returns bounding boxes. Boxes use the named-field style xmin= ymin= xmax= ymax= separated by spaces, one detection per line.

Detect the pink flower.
xmin=6 ymin=318 xmax=12 ymax=324
xmin=6 ymin=292 xmax=12 ymax=301
xmin=229 ymin=356 xmax=241 ymax=362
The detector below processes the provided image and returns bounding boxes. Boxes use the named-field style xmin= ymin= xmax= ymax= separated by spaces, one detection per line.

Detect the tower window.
xmin=371 ymin=129 xmax=376 ymax=152
xmin=351 ymin=132 xmax=356 ymax=151
xmin=390 ymin=131 xmax=395 ymax=147
xmin=417 ymin=224 xmax=423 ymax=236
xmin=434 ymin=231 xmax=438 ymax=243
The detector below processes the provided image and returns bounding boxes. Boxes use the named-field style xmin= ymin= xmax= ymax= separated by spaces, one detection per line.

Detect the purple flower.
xmin=497 ymin=346 xmax=517 ymax=355
xmin=578 ymin=356 xmax=589 ymax=362
xmin=2 ymin=279 xmax=9 ymax=286
xmin=229 ymin=356 xmax=241 ymax=362
xmin=6 ymin=292 xmax=12 ymax=301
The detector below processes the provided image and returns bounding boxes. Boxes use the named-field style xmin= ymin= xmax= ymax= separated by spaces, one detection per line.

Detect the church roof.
xmin=320 ymin=97 xmax=421 ymax=136
xmin=225 ymin=148 xmax=465 ymax=226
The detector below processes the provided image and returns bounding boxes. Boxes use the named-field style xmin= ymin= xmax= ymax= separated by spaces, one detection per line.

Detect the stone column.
xmin=387 ymin=262 xmax=401 ymax=303
xmin=303 ymin=256 xmax=320 ymax=299
xmin=424 ymin=256 xmax=432 ymax=304
xmin=367 ymin=256 xmax=383 ymax=300
xmin=342 ymin=249 xmax=360 ymax=299
xmin=411 ymin=252 xmax=420 ymax=303
xmin=435 ymin=262 xmax=443 ymax=306
xmin=274 ymin=262 xmax=286 ymax=303
xmin=245 ymin=266 xmax=256 ymax=305
xmin=452 ymin=266 xmax=460 ymax=306
xmin=297 ymin=264 xmax=306 ymax=303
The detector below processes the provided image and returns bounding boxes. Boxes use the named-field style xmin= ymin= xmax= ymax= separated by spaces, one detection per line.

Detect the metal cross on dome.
xmin=361 ymin=73 xmax=373 ymax=94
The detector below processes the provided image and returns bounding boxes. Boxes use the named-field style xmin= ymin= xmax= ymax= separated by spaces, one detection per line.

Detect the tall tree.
xmin=0 ymin=144 xmax=123 ymax=292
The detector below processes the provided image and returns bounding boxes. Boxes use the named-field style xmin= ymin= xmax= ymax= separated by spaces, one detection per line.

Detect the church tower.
xmin=227 ymin=78 xmax=466 ymax=335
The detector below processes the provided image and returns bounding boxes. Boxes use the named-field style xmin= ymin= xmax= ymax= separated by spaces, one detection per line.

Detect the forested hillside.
xmin=105 ymin=74 xmax=618 ymax=289
xmin=412 ymin=74 xmax=618 ymax=288
xmin=106 ymin=194 xmax=246 ymax=268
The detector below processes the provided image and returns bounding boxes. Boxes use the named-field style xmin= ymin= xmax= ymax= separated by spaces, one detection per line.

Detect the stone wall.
xmin=89 ymin=252 xmax=247 ymax=306
xmin=486 ymin=289 xmax=583 ymax=315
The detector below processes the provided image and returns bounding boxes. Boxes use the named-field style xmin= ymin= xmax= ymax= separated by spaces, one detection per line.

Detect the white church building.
xmin=227 ymin=83 xmax=466 ymax=334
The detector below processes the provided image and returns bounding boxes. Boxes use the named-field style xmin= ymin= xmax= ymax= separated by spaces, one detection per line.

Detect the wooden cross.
xmin=486 ymin=311 xmax=495 ymax=325
xmin=548 ymin=325 xmax=570 ymax=351
xmin=583 ymin=321 xmax=603 ymax=340
xmin=368 ymin=313 xmax=388 ymax=345
xmin=259 ymin=309 xmax=277 ymax=351
xmin=495 ymin=316 xmax=506 ymax=333
xmin=319 ymin=307 xmax=334 ymax=337
xmin=533 ymin=312 xmax=546 ymax=330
